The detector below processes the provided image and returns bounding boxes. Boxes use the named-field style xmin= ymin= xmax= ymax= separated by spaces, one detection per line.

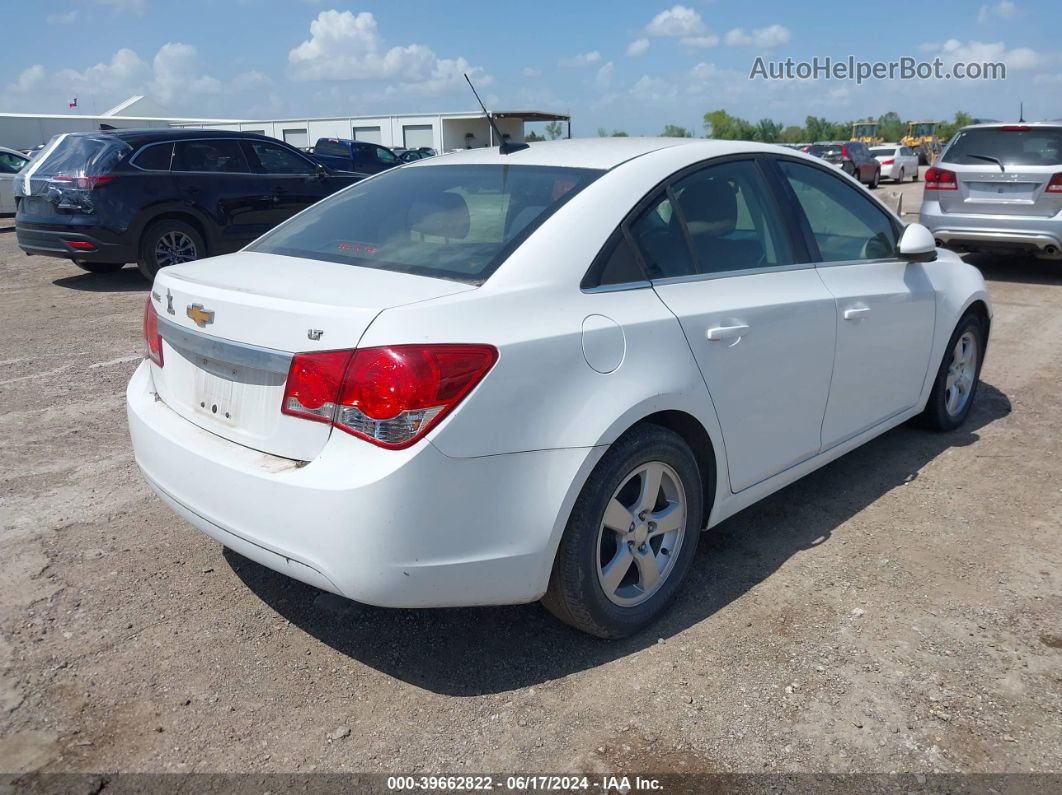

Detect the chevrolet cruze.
xmin=127 ymin=138 xmax=991 ymax=638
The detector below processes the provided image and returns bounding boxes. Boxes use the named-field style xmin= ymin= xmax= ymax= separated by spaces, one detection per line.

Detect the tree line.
xmin=583 ymin=110 xmax=975 ymax=143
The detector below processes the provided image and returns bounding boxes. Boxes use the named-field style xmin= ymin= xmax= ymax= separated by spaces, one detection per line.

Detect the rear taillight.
xmin=52 ymin=175 xmax=116 ymax=189
xmin=841 ymin=144 xmax=849 ymax=159
xmin=880 ymin=159 xmax=895 ymax=165
xmin=1001 ymin=125 xmax=1030 ymax=132
xmin=924 ymin=167 xmax=958 ymax=191
xmin=143 ymin=298 xmax=163 ymax=366
xmin=1045 ymin=173 xmax=1062 ymax=194
xmin=281 ymin=344 xmax=498 ymax=449
xmin=65 ymin=241 xmax=96 ymax=251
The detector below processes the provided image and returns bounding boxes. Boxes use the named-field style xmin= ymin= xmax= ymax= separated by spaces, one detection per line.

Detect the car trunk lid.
xmin=150 ymin=252 xmax=475 ymax=461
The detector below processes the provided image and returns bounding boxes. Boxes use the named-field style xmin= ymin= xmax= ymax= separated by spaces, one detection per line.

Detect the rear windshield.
xmin=29 ymin=134 xmax=130 ymax=178
xmin=943 ymin=127 xmax=1062 ymax=166
xmin=314 ymin=139 xmax=350 ymax=157
xmin=870 ymin=147 xmax=897 ymax=156
xmin=249 ymin=164 xmax=602 ymax=284
xmin=809 ymin=144 xmax=842 ymax=155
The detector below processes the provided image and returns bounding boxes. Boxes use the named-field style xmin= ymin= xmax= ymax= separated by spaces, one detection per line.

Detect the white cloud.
xmin=46 ymin=11 xmax=78 ymax=24
xmin=95 ymin=0 xmax=147 ymax=14
xmin=559 ymin=50 xmax=602 ymax=68
xmin=522 ymin=66 xmax=542 ymax=77
xmin=646 ymin=5 xmax=704 ymax=37
xmin=595 ymin=61 xmax=615 ymax=90
xmin=929 ymin=38 xmax=1042 ymax=71
xmin=681 ymin=35 xmax=719 ymax=48
xmin=54 ymin=48 xmax=150 ymax=97
xmin=978 ymin=1 xmax=1018 ymax=23
xmin=288 ymin=10 xmax=490 ymax=93
xmin=150 ymin=43 xmax=223 ymax=105
xmin=627 ymin=38 xmax=650 ymax=57
xmin=724 ymin=24 xmax=791 ymax=49
xmin=8 ymin=65 xmax=47 ymax=93
xmin=690 ymin=62 xmax=720 ymax=80
xmin=630 ymin=74 xmax=678 ymax=104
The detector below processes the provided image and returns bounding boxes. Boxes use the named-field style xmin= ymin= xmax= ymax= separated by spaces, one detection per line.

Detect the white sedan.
xmin=0 ymin=146 xmax=31 ymax=214
xmin=127 ymin=138 xmax=991 ymax=638
xmin=870 ymin=144 xmax=920 ymax=182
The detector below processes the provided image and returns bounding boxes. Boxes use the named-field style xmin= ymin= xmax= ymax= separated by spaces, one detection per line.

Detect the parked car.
xmin=870 ymin=144 xmax=920 ymax=183
xmin=0 ymin=146 xmax=30 ymax=215
xmin=128 ymin=138 xmax=990 ymax=638
xmin=14 ymin=130 xmax=361 ymax=280
xmin=393 ymin=148 xmax=425 ymax=163
xmin=310 ymin=138 xmax=400 ymax=174
xmin=806 ymin=141 xmax=881 ymax=187
xmin=920 ymin=123 xmax=1062 ymax=260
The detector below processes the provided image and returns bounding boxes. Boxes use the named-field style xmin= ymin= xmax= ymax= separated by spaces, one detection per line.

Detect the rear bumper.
xmin=919 ymin=202 xmax=1062 ymax=258
xmin=126 ymin=361 xmax=601 ymax=608
xmin=15 ymin=220 xmax=137 ymax=263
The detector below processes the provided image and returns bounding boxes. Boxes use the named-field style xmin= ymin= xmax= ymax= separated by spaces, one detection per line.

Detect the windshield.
xmin=870 ymin=147 xmax=898 ymax=156
xmin=249 ymin=163 xmax=602 ymax=284
xmin=942 ymin=127 xmax=1062 ymax=166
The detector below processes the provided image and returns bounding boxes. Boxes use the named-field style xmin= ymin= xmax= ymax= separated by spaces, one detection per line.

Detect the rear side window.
xmin=0 ymin=152 xmax=27 ymax=174
xmin=780 ymin=160 xmax=897 ymax=262
xmin=585 ymin=234 xmax=646 ymax=288
xmin=246 ymin=141 xmax=317 ymax=175
xmin=173 ymin=140 xmax=249 ymax=173
xmin=943 ymin=127 xmax=1062 ymax=166
xmin=133 ymin=142 xmax=173 ymax=171
xmin=314 ymin=139 xmax=349 ymax=157
xmin=249 ymin=164 xmax=601 ymax=284
xmin=672 ymin=160 xmax=793 ymax=275
xmin=629 ymin=194 xmax=696 ymax=279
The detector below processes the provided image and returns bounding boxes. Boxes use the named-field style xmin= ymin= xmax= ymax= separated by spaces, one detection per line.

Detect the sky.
xmin=2 ymin=0 xmax=1060 ymax=135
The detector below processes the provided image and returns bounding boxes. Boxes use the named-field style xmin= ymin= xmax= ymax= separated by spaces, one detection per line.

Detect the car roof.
xmin=956 ymin=122 xmax=1062 ymax=131
xmin=407 ymin=137 xmax=794 ymax=171
xmin=0 ymin=145 xmax=28 ymax=157
xmin=61 ymin=128 xmax=283 ymax=146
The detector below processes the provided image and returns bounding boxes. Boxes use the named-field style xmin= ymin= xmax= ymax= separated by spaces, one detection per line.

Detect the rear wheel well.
xmin=628 ymin=411 xmax=717 ymax=530
xmin=139 ymin=213 xmax=209 ymax=257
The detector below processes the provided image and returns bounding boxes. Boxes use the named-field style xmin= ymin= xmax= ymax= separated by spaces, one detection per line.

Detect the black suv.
xmin=15 ymin=129 xmax=361 ymax=280
xmin=805 ymin=141 xmax=881 ymax=187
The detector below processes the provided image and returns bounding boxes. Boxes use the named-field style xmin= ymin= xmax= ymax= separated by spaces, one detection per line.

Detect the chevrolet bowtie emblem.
xmin=186 ymin=304 xmax=215 ymax=328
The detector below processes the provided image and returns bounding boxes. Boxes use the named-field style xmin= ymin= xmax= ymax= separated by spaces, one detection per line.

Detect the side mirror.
xmin=314 ymin=162 xmax=327 ymax=178
xmin=897 ymin=223 xmax=937 ymax=263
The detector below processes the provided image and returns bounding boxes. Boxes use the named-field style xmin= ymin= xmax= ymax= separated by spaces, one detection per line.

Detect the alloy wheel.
xmin=595 ymin=461 xmax=687 ymax=607
xmin=944 ymin=330 xmax=978 ymax=416
xmin=154 ymin=230 xmax=198 ymax=268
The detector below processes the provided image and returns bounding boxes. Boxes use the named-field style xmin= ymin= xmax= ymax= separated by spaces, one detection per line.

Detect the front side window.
xmin=375 ymin=146 xmax=398 ymax=165
xmin=246 ymin=141 xmax=316 ymax=175
xmin=173 ymin=140 xmax=249 ymax=174
xmin=249 ymin=164 xmax=601 ymax=284
xmin=0 ymin=152 xmax=28 ymax=174
xmin=779 ymin=160 xmax=897 ymax=262
xmin=671 ymin=160 xmax=793 ymax=274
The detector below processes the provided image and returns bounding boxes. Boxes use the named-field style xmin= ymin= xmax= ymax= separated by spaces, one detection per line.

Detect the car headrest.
xmin=407 ymin=191 xmax=470 ymax=240
xmin=680 ymin=178 xmax=737 ymax=238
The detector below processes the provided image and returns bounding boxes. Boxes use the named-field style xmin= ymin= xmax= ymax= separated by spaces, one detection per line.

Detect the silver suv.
xmin=919 ymin=123 xmax=1062 ymax=259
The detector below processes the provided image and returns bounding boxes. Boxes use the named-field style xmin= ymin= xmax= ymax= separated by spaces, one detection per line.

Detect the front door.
xmin=242 ymin=139 xmax=329 ymax=225
xmin=633 ymin=158 xmax=836 ymax=492
xmin=774 ymin=158 xmax=936 ymax=448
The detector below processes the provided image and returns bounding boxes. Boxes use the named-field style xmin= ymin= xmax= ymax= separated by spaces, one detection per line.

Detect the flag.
xmin=68 ymin=98 xmax=78 ymax=108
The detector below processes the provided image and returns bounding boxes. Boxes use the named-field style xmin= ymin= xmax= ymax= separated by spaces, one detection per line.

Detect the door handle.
xmin=844 ymin=306 xmax=871 ymax=321
xmin=706 ymin=324 xmax=750 ymax=341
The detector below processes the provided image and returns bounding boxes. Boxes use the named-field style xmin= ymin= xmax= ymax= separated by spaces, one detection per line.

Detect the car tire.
xmin=542 ymin=424 xmax=704 ymax=639
xmin=869 ymin=169 xmax=880 ymax=189
xmin=912 ymin=168 xmax=919 ymax=182
xmin=137 ymin=219 xmax=205 ymax=282
xmin=73 ymin=260 xmax=125 ymax=274
xmin=896 ymin=168 xmax=904 ymax=183
xmin=920 ymin=310 xmax=986 ymax=432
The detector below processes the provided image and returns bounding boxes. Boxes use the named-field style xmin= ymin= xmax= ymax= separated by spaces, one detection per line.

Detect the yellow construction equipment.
xmin=851 ymin=121 xmax=883 ymax=145
xmin=902 ymin=121 xmax=942 ymax=164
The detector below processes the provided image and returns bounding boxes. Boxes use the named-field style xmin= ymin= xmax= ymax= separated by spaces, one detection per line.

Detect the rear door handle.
xmin=706 ymin=324 xmax=750 ymax=341
xmin=843 ymin=306 xmax=871 ymax=321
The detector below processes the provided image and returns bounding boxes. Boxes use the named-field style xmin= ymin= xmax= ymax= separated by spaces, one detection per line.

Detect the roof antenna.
xmin=464 ymin=73 xmax=529 ymax=155
xmin=1019 ymin=101 xmax=1025 ymax=123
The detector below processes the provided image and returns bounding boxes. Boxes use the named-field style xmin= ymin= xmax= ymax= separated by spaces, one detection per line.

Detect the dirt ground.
xmin=0 ymin=171 xmax=1059 ymax=778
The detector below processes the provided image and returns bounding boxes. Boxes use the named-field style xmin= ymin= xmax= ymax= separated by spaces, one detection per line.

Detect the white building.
xmin=0 ymin=95 xmax=570 ymax=153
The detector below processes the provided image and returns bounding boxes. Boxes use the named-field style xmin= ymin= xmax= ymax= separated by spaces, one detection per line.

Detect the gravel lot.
xmin=1 ymin=171 xmax=1060 ymax=777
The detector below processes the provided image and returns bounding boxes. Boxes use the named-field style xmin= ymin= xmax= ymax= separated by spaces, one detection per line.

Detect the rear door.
xmin=172 ymin=138 xmax=273 ymax=250
xmin=641 ymin=157 xmax=836 ymax=492
xmin=773 ymin=157 xmax=936 ymax=447
xmin=936 ymin=125 xmax=1062 ymax=217
xmin=242 ymin=139 xmax=331 ymax=224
